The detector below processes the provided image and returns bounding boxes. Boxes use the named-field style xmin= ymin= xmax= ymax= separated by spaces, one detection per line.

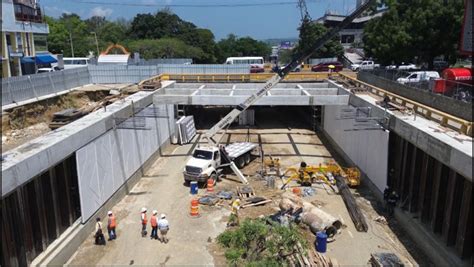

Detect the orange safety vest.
xmin=108 ymin=215 xmax=116 ymax=228
xmin=150 ymin=215 xmax=158 ymax=227
xmin=141 ymin=213 xmax=147 ymax=225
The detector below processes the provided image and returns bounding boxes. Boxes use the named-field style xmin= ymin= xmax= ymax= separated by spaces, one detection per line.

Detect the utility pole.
xmin=91 ymin=32 xmax=100 ymax=57
xmin=69 ymin=31 xmax=75 ymax=57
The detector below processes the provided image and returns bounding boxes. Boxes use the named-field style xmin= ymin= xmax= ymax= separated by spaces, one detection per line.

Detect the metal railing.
xmin=2 ymin=67 xmax=90 ymax=107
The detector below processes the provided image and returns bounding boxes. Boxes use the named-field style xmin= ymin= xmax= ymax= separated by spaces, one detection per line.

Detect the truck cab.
xmin=183 ymin=146 xmax=221 ymax=183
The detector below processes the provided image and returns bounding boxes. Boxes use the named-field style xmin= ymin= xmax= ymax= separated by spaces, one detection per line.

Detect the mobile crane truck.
xmin=183 ymin=0 xmax=375 ymax=186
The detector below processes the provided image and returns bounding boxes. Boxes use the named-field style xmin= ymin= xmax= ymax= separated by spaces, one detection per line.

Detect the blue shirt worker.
xmin=158 ymin=214 xmax=170 ymax=244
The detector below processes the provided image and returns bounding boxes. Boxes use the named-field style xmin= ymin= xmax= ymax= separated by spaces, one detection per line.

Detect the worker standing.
xmin=227 ymin=198 xmax=241 ymax=227
xmin=107 ymin=211 xmax=117 ymax=241
xmin=150 ymin=210 xmax=158 ymax=240
xmin=158 ymin=214 xmax=170 ymax=243
xmin=94 ymin=217 xmax=106 ymax=245
xmin=140 ymin=207 xmax=148 ymax=237
xmin=387 ymin=191 xmax=399 ymax=216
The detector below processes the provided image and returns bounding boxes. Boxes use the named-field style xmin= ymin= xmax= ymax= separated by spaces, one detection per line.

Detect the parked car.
xmin=250 ymin=65 xmax=265 ymax=73
xmin=396 ymin=71 xmax=440 ymax=84
xmin=311 ymin=61 xmax=343 ymax=72
xmin=37 ymin=66 xmax=61 ymax=73
xmin=397 ymin=63 xmax=418 ymax=70
xmin=350 ymin=60 xmax=380 ymax=71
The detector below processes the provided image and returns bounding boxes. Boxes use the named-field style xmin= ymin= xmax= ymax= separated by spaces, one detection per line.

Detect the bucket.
xmin=315 ymin=231 xmax=327 ymax=253
xmin=190 ymin=181 xmax=198 ymax=195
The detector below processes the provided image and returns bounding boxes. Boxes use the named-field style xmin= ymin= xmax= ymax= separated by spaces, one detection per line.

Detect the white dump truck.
xmin=183 ymin=142 xmax=257 ymax=184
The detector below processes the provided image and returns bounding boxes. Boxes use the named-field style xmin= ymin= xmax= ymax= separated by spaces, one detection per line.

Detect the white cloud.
xmin=90 ymin=6 xmax=113 ymax=17
xmin=44 ymin=6 xmax=72 ymax=18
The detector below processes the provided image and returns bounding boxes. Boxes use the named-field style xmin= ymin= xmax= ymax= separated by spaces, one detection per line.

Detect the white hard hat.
xmin=160 ymin=214 xmax=166 ymax=219
xmin=153 ymin=210 xmax=158 ymax=215
xmin=107 ymin=211 xmax=113 ymax=215
xmin=141 ymin=207 xmax=147 ymax=213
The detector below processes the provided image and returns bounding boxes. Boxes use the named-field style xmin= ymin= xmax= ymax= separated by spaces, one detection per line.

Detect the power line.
xmin=65 ymin=0 xmax=300 ymax=8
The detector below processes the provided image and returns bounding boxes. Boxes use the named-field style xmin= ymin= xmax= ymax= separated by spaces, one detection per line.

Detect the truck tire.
xmin=236 ymin=156 xmax=245 ymax=168
xmin=244 ymin=153 xmax=251 ymax=165
xmin=210 ymin=172 xmax=218 ymax=185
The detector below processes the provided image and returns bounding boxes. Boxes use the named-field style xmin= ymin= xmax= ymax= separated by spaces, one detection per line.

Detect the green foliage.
xmin=293 ymin=15 xmax=344 ymax=60
xmin=217 ymin=218 xmax=307 ymax=266
xmin=127 ymin=38 xmax=205 ymax=60
xmin=216 ymin=34 xmax=272 ymax=63
xmin=363 ymin=0 xmax=464 ymax=67
xmin=46 ymin=14 xmax=94 ymax=57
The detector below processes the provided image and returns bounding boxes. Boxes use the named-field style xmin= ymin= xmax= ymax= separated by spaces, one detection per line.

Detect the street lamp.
xmin=91 ymin=32 xmax=100 ymax=57
xmin=69 ymin=31 xmax=75 ymax=57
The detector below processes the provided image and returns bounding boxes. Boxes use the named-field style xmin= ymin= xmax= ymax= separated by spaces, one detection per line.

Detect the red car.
xmin=311 ymin=62 xmax=344 ymax=72
xmin=250 ymin=65 xmax=265 ymax=73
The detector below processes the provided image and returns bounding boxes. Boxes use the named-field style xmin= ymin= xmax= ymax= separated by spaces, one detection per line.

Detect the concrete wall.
xmin=357 ymin=71 xmax=472 ymax=121
xmin=76 ymin=105 xmax=174 ymax=222
xmin=323 ymin=105 xmax=389 ymax=192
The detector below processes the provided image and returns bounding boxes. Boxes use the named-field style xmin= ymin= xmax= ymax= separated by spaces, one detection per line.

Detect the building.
xmin=314 ymin=9 xmax=385 ymax=49
xmin=1 ymin=0 xmax=49 ymax=78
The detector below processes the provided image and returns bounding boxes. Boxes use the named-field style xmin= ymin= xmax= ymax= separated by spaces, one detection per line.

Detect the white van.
xmin=63 ymin=57 xmax=91 ymax=69
xmin=397 ymin=71 xmax=440 ymax=85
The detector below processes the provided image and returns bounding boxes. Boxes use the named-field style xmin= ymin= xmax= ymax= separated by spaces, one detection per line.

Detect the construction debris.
xmin=49 ymin=108 xmax=85 ymax=129
xmin=370 ymin=253 xmax=403 ymax=267
xmin=335 ymin=175 xmax=368 ymax=232
xmin=216 ymin=191 xmax=233 ymax=200
xmin=237 ymin=185 xmax=255 ymax=199
xmin=198 ymin=195 xmax=219 ymax=205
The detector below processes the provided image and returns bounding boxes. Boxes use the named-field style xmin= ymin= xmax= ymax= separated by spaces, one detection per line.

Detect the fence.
xmin=2 ymin=67 xmax=90 ymax=106
xmin=138 ymin=58 xmax=193 ymax=65
xmin=309 ymin=58 xmax=338 ymax=65
xmin=362 ymin=69 xmax=473 ymax=102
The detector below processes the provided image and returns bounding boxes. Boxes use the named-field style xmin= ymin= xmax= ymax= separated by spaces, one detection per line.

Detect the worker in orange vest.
xmin=150 ymin=210 xmax=158 ymax=240
xmin=141 ymin=207 xmax=148 ymax=237
xmin=107 ymin=211 xmax=117 ymax=240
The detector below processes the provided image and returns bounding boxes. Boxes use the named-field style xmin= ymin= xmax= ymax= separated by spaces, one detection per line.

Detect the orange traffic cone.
xmin=207 ymin=178 xmax=214 ymax=192
xmin=190 ymin=199 xmax=199 ymax=216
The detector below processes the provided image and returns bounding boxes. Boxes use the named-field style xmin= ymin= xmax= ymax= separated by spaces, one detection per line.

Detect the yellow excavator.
xmin=280 ymin=161 xmax=361 ymax=190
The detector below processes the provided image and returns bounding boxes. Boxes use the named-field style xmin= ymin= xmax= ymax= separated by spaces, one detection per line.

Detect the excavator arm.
xmin=204 ymin=0 xmax=375 ymax=146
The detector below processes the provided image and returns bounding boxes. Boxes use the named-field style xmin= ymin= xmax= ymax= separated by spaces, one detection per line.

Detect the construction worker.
xmin=158 ymin=214 xmax=170 ymax=243
xmin=94 ymin=217 xmax=106 ymax=245
xmin=387 ymin=191 xmax=399 ymax=216
xmin=140 ymin=207 xmax=148 ymax=237
xmin=150 ymin=210 xmax=158 ymax=240
xmin=227 ymin=198 xmax=241 ymax=227
xmin=107 ymin=211 xmax=117 ymax=240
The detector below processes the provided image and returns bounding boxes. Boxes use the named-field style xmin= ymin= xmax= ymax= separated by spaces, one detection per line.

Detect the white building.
xmin=1 ymin=0 xmax=49 ymax=77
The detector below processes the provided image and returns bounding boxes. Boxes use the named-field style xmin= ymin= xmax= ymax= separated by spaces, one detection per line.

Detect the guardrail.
xmin=139 ymin=72 xmax=330 ymax=88
xmin=337 ymin=73 xmax=473 ymax=136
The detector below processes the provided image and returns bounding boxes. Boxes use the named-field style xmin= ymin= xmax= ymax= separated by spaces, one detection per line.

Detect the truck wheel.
xmin=210 ymin=172 xmax=218 ymax=185
xmin=236 ymin=156 xmax=245 ymax=168
xmin=244 ymin=153 xmax=251 ymax=165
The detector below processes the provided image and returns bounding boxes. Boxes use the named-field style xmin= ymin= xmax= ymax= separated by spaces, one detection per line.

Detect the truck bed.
xmin=225 ymin=142 xmax=257 ymax=159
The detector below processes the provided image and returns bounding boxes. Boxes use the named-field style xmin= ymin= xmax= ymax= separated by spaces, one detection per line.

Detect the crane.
xmin=204 ymin=0 xmax=375 ymax=147
xmin=183 ymin=0 xmax=376 ymax=186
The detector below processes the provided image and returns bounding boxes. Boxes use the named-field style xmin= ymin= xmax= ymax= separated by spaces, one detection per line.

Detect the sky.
xmin=40 ymin=0 xmax=357 ymax=40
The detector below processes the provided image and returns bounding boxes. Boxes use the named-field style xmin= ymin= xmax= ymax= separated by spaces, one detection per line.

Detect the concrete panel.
xmin=324 ymin=105 xmax=389 ymax=192
xmin=76 ymin=106 xmax=174 ymax=222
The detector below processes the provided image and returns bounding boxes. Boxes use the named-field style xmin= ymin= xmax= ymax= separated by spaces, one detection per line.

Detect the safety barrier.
xmin=337 ymin=73 xmax=473 ymax=136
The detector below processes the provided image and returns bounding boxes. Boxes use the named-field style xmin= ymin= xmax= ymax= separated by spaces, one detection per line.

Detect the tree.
xmin=292 ymin=15 xmax=344 ymax=61
xmin=216 ymin=34 xmax=271 ymax=63
xmin=363 ymin=0 xmax=464 ymax=67
xmin=46 ymin=14 xmax=94 ymax=57
xmin=127 ymin=38 xmax=205 ymax=60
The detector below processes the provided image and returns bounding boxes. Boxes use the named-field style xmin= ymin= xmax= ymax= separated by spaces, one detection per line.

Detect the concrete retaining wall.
xmin=357 ymin=71 xmax=472 ymax=121
xmin=76 ymin=105 xmax=174 ymax=222
xmin=323 ymin=105 xmax=389 ymax=192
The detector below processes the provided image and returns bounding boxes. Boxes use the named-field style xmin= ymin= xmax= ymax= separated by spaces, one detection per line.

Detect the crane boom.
xmin=204 ymin=0 xmax=375 ymax=145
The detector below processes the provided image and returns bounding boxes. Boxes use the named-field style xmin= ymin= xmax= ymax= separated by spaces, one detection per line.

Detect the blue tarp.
xmin=21 ymin=57 xmax=35 ymax=63
xmin=35 ymin=54 xmax=57 ymax=64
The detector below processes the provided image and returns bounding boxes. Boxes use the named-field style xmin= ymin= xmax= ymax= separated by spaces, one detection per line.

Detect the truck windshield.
xmin=193 ymin=150 xmax=213 ymax=160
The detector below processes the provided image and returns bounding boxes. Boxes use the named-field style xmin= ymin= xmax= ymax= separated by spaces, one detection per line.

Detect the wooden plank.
xmin=455 ymin=179 xmax=472 ymax=258
xmin=442 ymin=171 xmax=462 ymax=245
xmin=417 ymin=153 xmax=429 ymax=217
xmin=430 ymin=162 xmax=444 ymax=232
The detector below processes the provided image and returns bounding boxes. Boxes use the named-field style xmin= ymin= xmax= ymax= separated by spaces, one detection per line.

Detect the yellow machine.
xmin=318 ymin=161 xmax=361 ymax=187
xmin=262 ymin=155 xmax=281 ymax=176
xmin=280 ymin=162 xmax=336 ymax=190
xmin=280 ymin=161 xmax=361 ymax=189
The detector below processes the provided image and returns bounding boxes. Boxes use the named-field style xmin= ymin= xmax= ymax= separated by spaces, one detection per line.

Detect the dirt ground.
xmin=65 ymin=126 xmax=430 ymax=266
